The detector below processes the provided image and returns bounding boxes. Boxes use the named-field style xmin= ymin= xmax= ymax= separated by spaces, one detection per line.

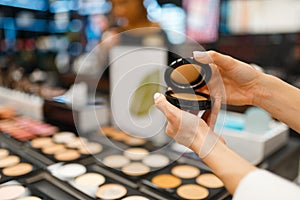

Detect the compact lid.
xmin=164 ymin=57 xmax=211 ymax=91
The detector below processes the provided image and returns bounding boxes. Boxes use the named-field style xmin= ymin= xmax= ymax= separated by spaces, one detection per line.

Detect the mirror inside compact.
xmin=164 ymin=57 xmax=212 ymax=111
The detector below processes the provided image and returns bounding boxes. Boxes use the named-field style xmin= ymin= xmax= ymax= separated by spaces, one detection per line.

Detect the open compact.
xmin=164 ymin=57 xmax=212 ymax=111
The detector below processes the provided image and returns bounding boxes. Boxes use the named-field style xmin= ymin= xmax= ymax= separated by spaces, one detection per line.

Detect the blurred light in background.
xmin=0 ymin=0 xmax=48 ymax=11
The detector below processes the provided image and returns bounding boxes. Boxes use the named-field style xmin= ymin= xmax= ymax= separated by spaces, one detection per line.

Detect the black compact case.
xmin=164 ymin=57 xmax=213 ymax=111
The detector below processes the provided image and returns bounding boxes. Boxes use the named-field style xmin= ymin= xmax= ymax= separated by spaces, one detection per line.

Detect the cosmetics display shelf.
xmin=140 ymin=161 xmax=229 ymax=200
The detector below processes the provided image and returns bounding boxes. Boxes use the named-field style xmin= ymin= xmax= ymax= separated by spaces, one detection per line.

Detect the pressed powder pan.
xmin=165 ymin=57 xmax=212 ymax=111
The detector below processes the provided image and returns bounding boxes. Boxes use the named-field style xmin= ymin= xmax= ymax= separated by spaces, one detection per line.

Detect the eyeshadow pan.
xmin=54 ymin=149 xmax=81 ymax=161
xmin=0 ymin=155 xmax=21 ymax=168
xmin=3 ymin=162 xmax=33 ymax=176
xmin=57 ymin=163 xmax=86 ymax=179
xmin=65 ymin=137 xmax=88 ymax=148
xmin=103 ymin=155 xmax=130 ymax=168
xmin=124 ymin=148 xmax=149 ymax=160
xmin=196 ymin=173 xmax=224 ymax=188
xmin=0 ymin=185 xmax=26 ymax=200
xmin=124 ymin=137 xmax=146 ymax=146
xmin=78 ymin=142 xmax=103 ymax=155
xmin=0 ymin=148 xmax=9 ymax=159
xmin=151 ymin=174 xmax=182 ymax=189
xmin=42 ymin=144 xmax=66 ymax=155
xmin=122 ymin=196 xmax=149 ymax=200
xmin=171 ymin=165 xmax=200 ymax=179
xmin=31 ymin=137 xmax=54 ymax=148
xmin=96 ymin=183 xmax=127 ymax=200
xmin=142 ymin=154 xmax=170 ymax=168
xmin=121 ymin=162 xmax=150 ymax=176
xmin=176 ymin=184 xmax=209 ymax=200
xmin=53 ymin=132 xmax=76 ymax=143
xmin=74 ymin=173 xmax=105 ymax=187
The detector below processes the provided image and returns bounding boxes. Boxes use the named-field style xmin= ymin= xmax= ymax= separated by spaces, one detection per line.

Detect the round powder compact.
xmin=0 ymin=155 xmax=21 ymax=168
xmin=122 ymin=196 xmax=149 ymax=200
xmin=196 ymin=173 xmax=224 ymax=188
xmin=151 ymin=174 xmax=182 ymax=189
xmin=57 ymin=163 xmax=86 ymax=179
xmin=123 ymin=148 xmax=149 ymax=160
xmin=176 ymin=184 xmax=209 ymax=200
xmin=53 ymin=132 xmax=76 ymax=144
xmin=17 ymin=196 xmax=42 ymax=200
xmin=78 ymin=142 xmax=103 ymax=155
xmin=96 ymin=183 xmax=127 ymax=200
xmin=54 ymin=149 xmax=81 ymax=161
xmin=75 ymin=173 xmax=105 ymax=187
xmin=103 ymin=155 xmax=130 ymax=168
xmin=30 ymin=137 xmax=54 ymax=149
xmin=171 ymin=165 xmax=200 ymax=179
xmin=65 ymin=137 xmax=88 ymax=149
xmin=0 ymin=148 xmax=9 ymax=159
xmin=121 ymin=162 xmax=150 ymax=176
xmin=42 ymin=144 xmax=66 ymax=155
xmin=0 ymin=185 xmax=26 ymax=200
xmin=142 ymin=154 xmax=170 ymax=168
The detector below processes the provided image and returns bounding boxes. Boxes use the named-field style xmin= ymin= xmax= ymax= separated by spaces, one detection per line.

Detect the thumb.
xmin=193 ymin=50 xmax=237 ymax=71
xmin=153 ymin=93 xmax=179 ymax=122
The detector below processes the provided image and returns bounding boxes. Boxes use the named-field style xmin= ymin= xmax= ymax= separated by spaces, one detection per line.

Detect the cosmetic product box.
xmin=43 ymin=97 xmax=109 ymax=133
xmin=216 ymin=111 xmax=289 ymax=165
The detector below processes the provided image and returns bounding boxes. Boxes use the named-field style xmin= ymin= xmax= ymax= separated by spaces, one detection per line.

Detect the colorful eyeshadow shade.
xmin=176 ymin=184 xmax=209 ymax=200
xmin=142 ymin=154 xmax=170 ymax=168
xmin=0 ymin=155 xmax=21 ymax=168
xmin=54 ymin=149 xmax=80 ymax=161
xmin=151 ymin=174 xmax=182 ymax=189
xmin=42 ymin=144 xmax=66 ymax=155
xmin=103 ymin=155 xmax=130 ymax=168
xmin=57 ymin=163 xmax=87 ymax=179
xmin=2 ymin=163 xmax=33 ymax=176
xmin=52 ymin=132 xmax=76 ymax=143
xmin=121 ymin=162 xmax=150 ymax=176
xmin=171 ymin=165 xmax=200 ymax=179
xmin=0 ymin=185 xmax=26 ymax=200
xmin=196 ymin=173 xmax=224 ymax=188
xmin=123 ymin=148 xmax=149 ymax=160
xmin=30 ymin=137 xmax=54 ymax=148
xmin=96 ymin=184 xmax=127 ymax=200
xmin=78 ymin=142 xmax=103 ymax=155
xmin=75 ymin=173 xmax=105 ymax=187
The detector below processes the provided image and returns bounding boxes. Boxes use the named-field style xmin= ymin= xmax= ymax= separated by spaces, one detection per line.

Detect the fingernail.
xmin=193 ymin=51 xmax=206 ymax=58
xmin=153 ymin=92 xmax=161 ymax=100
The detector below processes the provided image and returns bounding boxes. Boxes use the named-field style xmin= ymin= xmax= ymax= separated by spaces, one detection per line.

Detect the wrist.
xmin=251 ymin=73 xmax=273 ymax=107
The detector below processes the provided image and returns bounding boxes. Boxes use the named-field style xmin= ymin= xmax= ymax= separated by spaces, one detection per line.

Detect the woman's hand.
xmin=193 ymin=51 xmax=263 ymax=106
xmin=154 ymin=93 xmax=223 ymax=158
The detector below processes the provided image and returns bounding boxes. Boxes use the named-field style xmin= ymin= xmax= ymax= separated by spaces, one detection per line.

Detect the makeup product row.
xmin=0 ymin=116 xmax=58 ymax=141
xmin=29 ymin=131 xmax=104 ymax=162
xmin=141 ymin=162 xmax=227 ymax=200
xmin=100 ymin=126 xmax=147 ymax=146
xmin=0 ymin=148 xmax=35 ymax=184
xmin=48 ymin=162 xmax=153 ymax=200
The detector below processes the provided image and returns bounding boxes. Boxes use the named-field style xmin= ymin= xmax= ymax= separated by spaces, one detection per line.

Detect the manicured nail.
xmin=153 ymin=93 xmax=161 ymax=100
xmin=193 ymin=51 xmax=206 ymax=58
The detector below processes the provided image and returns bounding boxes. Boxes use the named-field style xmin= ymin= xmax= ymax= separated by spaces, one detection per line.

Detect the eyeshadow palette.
xmin=27 ymin=133 xmax=107 ymax=163
xmin=48 ymin=163 xmax=154 ymax=200
xmin=0 ymin=147 xmax=37 ymax=184
xmin=94 ymin=147 xmax=172 ymax=188
xmin=0 ymin=117 xmax=58 ymax=141
xmin=17 ymin=171 xmax=94 ymax=200
xmin=100 ymin=126 xmax=149 ymax=147
xmin=141 ymin=162 xmax=229 ymax=200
